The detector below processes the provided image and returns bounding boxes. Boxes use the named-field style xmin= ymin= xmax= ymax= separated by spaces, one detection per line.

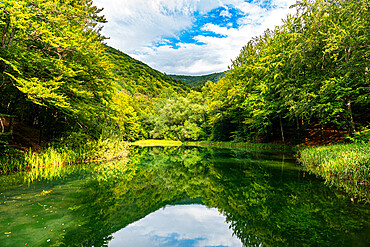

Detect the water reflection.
xmin=109 ymin=204 xmax=242 ymax=247
xmin=0 ymin=146 xmax=369 ymax=247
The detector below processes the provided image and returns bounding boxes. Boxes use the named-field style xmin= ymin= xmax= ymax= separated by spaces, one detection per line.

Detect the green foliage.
xmin=145 ymin=91 xmax=208 ymax=141
xmin=344 ymin=126 xmax=370 ymax=143
xmin=0 ymin=0 xmax=121 ymax=144
xmin=112 ymin=91 xmax=148 ymax=141
xmin=106 ymin=46 xmax=189 ymax=97
xmin=0 ymin=0 xmax=192 ymax=146
xmin=205 ymin=0 xmax=370 ymax=143
xmin=169 ymin=72 xmax=225 ymax=87
xmin=0 ymin=132 xmax=128 ymax=175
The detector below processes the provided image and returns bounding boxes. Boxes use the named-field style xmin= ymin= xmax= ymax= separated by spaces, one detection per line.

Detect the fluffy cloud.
xmin=93 ymin=0 xmax=296 ymax=75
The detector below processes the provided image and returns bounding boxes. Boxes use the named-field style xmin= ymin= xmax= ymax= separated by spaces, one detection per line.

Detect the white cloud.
xmin=93 ymin=0 xmax=296 ymax=75
xmin=220 ymin=6 xmax=232 ymax=18
xmin=94 ymin=0 xmax=193 ymax=50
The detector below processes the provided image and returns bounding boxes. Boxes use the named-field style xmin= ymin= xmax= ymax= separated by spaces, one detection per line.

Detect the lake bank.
xmin=1 ymin=138 xmax=369 ymax=202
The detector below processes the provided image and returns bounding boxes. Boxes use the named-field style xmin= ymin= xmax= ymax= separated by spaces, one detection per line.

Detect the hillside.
xmin=169 ymin=72 xmax=225 ymax=87
xmin=105 ymin=46 xmax=189 ymax=97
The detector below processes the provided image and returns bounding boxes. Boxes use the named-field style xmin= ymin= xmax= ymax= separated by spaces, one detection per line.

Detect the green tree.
xmin=146 ymin=91 xmax=208 ymax=141
xmin=205 ymin=0 xmax=369 ymax=142
xmin=0 ymin=0 xmax=114 ymax=140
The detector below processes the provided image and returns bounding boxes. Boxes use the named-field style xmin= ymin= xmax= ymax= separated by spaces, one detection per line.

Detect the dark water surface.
xmin=0 ymin=146 xmax=369 ymax=246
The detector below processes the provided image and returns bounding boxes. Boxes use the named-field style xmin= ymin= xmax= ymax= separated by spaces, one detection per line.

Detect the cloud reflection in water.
xmin=109 ymin=204 xmax=242 ymax=247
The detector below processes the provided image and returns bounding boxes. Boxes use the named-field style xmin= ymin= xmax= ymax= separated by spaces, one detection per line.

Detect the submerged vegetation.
xmin=298 ymin=143 xmax=370 ymax=202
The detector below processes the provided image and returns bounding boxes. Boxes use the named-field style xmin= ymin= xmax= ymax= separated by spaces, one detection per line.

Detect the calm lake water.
xmin=0 ymin=146 xmax=369 ymax=246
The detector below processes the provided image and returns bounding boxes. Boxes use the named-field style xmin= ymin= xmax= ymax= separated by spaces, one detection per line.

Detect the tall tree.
xmin=0 ymin=0 xmax=114 ymax=139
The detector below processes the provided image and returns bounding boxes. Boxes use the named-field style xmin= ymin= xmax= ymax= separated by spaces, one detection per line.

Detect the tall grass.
xmin=0 ymin=150 xmax=26 ymax=174
xmin=0 ymin=134 xmax=129 ymax=177
xmin=298 ymin=143 xmax=370 ymax=202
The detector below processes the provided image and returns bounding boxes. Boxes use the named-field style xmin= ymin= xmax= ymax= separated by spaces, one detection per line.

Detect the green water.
xmin=0 ymin=146 xmax=369 ymax=246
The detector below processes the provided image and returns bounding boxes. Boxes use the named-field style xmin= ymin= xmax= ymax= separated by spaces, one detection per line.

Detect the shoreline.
xmin=1 ymin=139 xmax=369 ymax=202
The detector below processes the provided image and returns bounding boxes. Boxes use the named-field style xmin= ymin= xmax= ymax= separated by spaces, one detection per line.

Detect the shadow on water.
xmin=0 ymin=146 xmax=369 ymax=246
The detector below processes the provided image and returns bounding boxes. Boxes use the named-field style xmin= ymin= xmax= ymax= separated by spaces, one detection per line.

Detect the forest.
xmin=0 ymin=0 xmax=369 ymax=172
xmin=169 ymin=72 xmax=225 ymax=87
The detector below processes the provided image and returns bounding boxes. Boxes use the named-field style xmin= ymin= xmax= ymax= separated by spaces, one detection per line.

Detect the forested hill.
xmin=169 ymin=72 xmax=225 ymax=87
xmin=1 ymin=0 xmax=369 ymax=151
xmin=105 ymin=46 xmax=189 ymax=97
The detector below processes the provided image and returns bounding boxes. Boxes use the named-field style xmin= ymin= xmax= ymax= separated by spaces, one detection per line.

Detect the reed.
xmin=0 ymin=135 xmax=128 ymax=176
xmin=298 ymin=143 xmax=370 ymax=202
xmin=0 ymin=150 xmax=26 ymax=174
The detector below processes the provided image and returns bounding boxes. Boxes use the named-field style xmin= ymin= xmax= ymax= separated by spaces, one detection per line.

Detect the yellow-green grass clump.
xmin=298 ymin=143 xmax=370 ymax=202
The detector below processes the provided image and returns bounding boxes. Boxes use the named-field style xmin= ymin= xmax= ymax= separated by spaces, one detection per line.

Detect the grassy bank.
xmin=131 ymin=139 xmax=183 ymax=147
xmin=298 ymin=143 xmax=370 ymax=202
xmin=0 ymin=133 xmax=128 ymax=175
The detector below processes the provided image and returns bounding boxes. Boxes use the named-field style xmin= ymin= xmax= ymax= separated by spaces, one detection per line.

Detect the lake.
xmin=0 ymin=146 xmax=369 ymax=246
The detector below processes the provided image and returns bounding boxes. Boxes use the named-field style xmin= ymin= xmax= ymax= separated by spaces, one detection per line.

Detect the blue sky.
xmin=93 ymin=0 xmax=296 ymax=75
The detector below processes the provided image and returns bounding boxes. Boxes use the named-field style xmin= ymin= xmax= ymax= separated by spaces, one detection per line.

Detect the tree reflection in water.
xmin=0 ymin=146 xmax=369 ymax=246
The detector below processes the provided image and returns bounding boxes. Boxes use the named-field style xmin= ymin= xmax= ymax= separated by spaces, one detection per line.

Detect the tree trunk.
xmin=280 ymin=115 xmax=285 ymax=143
xmin=39 ymin=127 xmax=42 ymax=145
xmin=9 ymin=116 xmax=14 ymax=135
xmin=19 ymin=95 xmax=26 ymax=123
xmin=0 ymin=116 xmax=4 ymax=133
xmin=347 ymin=100 xmax=356 ymax=133
xmin=7 ymin=27 xmax=16 ymax=48
xmin=296 ymin=116 xmax=300 ymax=130
xmin=1 ymin=20 xmax=10 ymax=48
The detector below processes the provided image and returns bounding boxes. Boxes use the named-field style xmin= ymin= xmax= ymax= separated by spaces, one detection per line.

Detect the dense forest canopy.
xmin=106 ymin=46 xmax=189 ymax=97
xmin=207 ymin=0 xmax=369 ymax=142
xmin=0 ymin=0 xmax=369 ymax=148
xmin=0 ymin=0 xmax=189 ymax=146
xmin=0 ymin=0 xmax=113 ymax=140
xmin=169 ymin=72 xmax=225 ymax=87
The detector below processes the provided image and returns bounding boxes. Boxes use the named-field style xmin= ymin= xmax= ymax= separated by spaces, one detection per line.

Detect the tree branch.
xmin=1 ymin=19 xmax=10 ymax=48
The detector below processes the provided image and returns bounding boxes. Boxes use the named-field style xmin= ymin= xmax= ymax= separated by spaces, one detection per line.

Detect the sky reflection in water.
xmin=109 ymin=204 xmax=242 ymax=247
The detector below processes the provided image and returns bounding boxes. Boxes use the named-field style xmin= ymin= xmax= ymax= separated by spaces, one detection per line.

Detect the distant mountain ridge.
xmin=105 ymin=46 xmax=189 ymax=96
xmin=169 ymin=72 xmax=225 ymax=87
